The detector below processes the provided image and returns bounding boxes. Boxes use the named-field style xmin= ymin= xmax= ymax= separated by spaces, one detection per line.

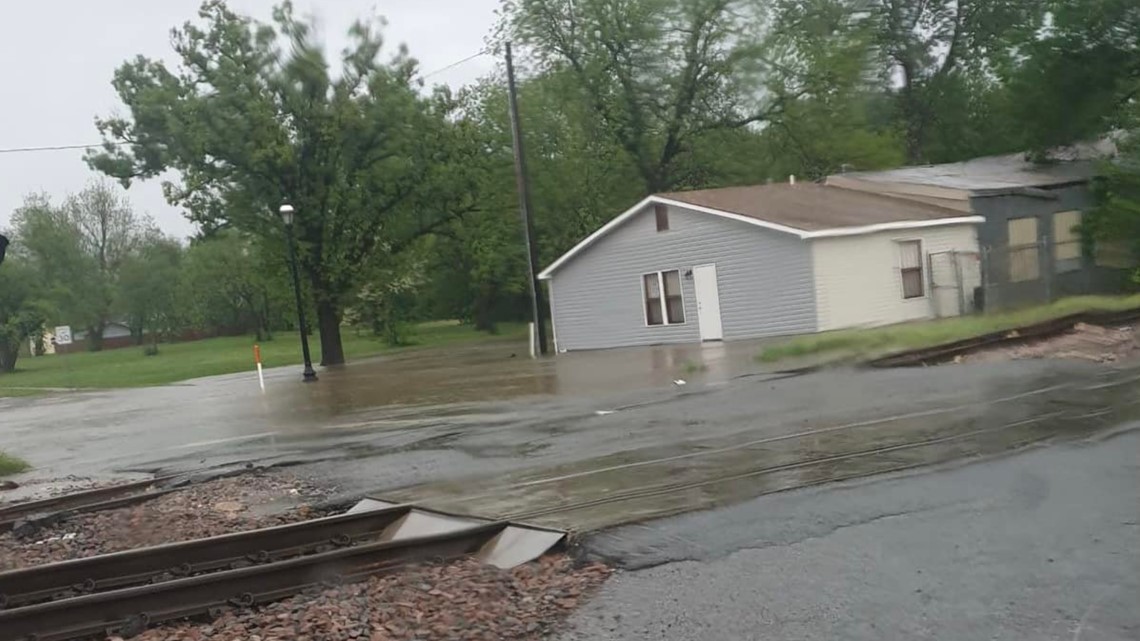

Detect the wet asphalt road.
xmin=558 ymin=427 xmax=1140 ymax=641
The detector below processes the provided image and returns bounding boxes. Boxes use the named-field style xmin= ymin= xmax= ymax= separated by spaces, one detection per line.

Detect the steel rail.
xmin=0 ymin=504 xmax=413 ymax=610
xmin=0 ymin=477 xmax=173 ymax=533
xmin=0 ymin=521 xmax=508 ymax=641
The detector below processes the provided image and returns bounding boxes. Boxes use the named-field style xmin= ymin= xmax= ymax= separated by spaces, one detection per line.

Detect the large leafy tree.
xmin=863 ymin=0 xmax=1046 ymax=162
xmin=502 ymin=0 xmax=785 ymax=193
xmin=89 ymin=1 xmax=484 ymax=365
xmin=1005 ymin=0 xmax=1139 ymax=155
xmin=12 ymin=183 xmax=153 ymax=350
xmin=762 ymin=0 xmax=903 ymax=178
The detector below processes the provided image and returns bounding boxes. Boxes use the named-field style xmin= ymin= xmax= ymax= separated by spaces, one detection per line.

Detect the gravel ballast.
xmin=131 ymin=556 xmax=610 ymax=641
xmin=0 ymin=472 xmax=331 ymax=570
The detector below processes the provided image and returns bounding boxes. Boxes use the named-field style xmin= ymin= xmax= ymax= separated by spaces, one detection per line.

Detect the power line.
xmin=0 ymin=141 xmax=126 ymax=155
xmin=1 ymin=50 xmax=490 ymax=155
xmin=419 ymin=49 xmax=490 ymax=79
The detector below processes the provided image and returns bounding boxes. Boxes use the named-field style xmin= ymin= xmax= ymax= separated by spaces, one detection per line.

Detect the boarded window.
xmin=1095 ymin=240 xmax=1135 ymax=269
xmin=1008 ymin=217 xmax=1040 ymax=282
xmin=899 ymin=240 xmax=924 ymax=299
xmin=643 ymin=270 xmax=685 ymax=326
xmin=655 ymin=204 xmax=669 ymax=232
xmin=1053 ymin=210 xmax=1082 ymax=273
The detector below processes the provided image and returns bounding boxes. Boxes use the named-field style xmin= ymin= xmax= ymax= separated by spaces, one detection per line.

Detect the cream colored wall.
xmin=811 ymin=224 xmax=981 ymax=332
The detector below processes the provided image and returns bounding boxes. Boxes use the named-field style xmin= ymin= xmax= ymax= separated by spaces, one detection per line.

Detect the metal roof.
xmin=838 ymin=153 xmax=1098 ymax=195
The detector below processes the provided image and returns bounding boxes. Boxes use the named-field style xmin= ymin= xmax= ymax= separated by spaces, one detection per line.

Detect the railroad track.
xmin=0 ymin=503 xmax=565 ymax=641
xmin=0 ymin=476 xmax=175 ymax=534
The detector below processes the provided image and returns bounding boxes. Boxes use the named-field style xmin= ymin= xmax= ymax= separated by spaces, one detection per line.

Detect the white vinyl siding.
xmin=812 ymin=225 xmax=980 ymax=332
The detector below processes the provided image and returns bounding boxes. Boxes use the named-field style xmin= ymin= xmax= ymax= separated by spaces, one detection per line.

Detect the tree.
xmin=863 ymin=0 xmax=1046 ymax=162
xmin=179 ymin=233 xmax=288 ymax=340
xmin=117 ymin=236 xmax=183 ymax=352
xmin=502 ymin=0 xmax=786 ymax=193
xmin=89 ymin=1 xmax=484 ymax=365
xmin=1004 ymin=0 xmax=1140 ymax=155
xmin=12 ymin=183 xmax=153 ymax=350
xmin=0 ymin=248 xmax=49 ymax=373
xmin=762 ymin=0 xmax=904 ymax=178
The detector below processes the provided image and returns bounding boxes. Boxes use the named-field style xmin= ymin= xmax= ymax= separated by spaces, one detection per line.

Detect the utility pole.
xmin=505 ymin=42 xmax=549 ymax=355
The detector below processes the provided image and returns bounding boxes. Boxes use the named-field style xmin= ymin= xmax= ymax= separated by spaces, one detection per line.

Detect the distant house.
xmin=56 ymin=322 xmax=136 ymax=354
xmin=539 ymin=183 xmax=983 ymax=352
xmin=828 ymin=146 xmax=1131 ymax=310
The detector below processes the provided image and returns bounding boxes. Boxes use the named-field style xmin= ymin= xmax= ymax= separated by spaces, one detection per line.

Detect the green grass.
xmin=0 ymin=321 xmax=527 ymax=393
xmin=0 ymin=452 xmax=30 ymax=477
xmin=758 ymin=294 xmax=1140 ymax=363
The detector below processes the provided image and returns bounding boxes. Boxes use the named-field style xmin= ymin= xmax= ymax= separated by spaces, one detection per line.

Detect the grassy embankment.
xmin=0 ymin=452 xmax=29 ymax=477
xmin=0 ymin=321 xmax=526 ymax=394
xmin=758 ymin=294 xmax=1140 ymax=363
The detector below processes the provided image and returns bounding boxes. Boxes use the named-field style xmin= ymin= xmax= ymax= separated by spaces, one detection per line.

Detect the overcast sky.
xmin=0 ymin=0 xmax=501 ymax=240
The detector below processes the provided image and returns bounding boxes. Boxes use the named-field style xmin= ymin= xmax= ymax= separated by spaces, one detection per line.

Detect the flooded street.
xmin=4 ymin=337 xmax=1137 ymax=536
xmin=0 ymin=338 xmax=784 ymax=482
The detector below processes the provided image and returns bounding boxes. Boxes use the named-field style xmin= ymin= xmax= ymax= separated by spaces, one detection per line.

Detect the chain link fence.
xmin=929 ymin=237 xmax=1136 ymax=316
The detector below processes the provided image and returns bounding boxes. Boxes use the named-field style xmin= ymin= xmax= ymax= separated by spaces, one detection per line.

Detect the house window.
xmin=899 ymin=240 xmax=924 ymax=299
xmin=643 ymin=270 xmax=685 ymax=325
xmin=655 ymin=203 xmax=669 ymax=232
xmin=1008 ymin=217 xmax=1040 ymax=282
xmin=1053 ymin=210 xmax=1082 ymax=273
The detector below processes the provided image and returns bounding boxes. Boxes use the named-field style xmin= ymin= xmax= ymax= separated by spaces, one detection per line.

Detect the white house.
xmin=539 ymin=183 xmax=984 ymax=352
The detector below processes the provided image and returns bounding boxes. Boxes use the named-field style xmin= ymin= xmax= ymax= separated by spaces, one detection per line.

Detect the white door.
xmin=692 ymin=264 xmax=724 ymax=341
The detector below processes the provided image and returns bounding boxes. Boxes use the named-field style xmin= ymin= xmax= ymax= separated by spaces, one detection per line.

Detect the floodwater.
xmin=375 ymin=365 xmax=1140 ymax=531
xmin=3 ymin=336 xmax=1137 ymax=534
xmin=0 ymin=337 xmax=787 ymax=481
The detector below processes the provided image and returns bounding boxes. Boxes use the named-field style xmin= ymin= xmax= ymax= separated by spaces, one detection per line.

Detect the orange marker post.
xmin=253 ymin=344 xmax=265 ymax=392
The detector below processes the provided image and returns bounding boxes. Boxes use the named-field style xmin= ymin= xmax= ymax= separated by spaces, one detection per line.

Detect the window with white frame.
xmin=898 ymin=240 xmax=924 ymax=299
xmin=643 ymin=270 xmax=685 ymax=325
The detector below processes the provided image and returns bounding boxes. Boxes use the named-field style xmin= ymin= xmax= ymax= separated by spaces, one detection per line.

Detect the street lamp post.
xmin=279 ymin=203 xmax=318 ymax=382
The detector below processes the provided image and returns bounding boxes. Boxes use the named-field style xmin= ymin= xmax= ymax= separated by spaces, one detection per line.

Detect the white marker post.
xmin=253 ymin=344 xmax=265 ymax=392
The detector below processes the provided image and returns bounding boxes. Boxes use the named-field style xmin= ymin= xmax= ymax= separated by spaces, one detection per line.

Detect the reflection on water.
xmin=261 ymin=338 xmax=774 ymax=427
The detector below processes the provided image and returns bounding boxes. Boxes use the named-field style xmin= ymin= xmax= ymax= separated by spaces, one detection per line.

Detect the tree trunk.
xmin=316 ymin=300 xmax=345 ymax=366
xmin=0 ymin=342 xmax=18 ymax=372
xmin=87 ymin=323 xmax=106 ymax=352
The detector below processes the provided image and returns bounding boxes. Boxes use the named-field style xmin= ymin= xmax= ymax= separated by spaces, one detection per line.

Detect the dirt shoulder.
xmin=957 ymin=321 xmax=1138 ymax=365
